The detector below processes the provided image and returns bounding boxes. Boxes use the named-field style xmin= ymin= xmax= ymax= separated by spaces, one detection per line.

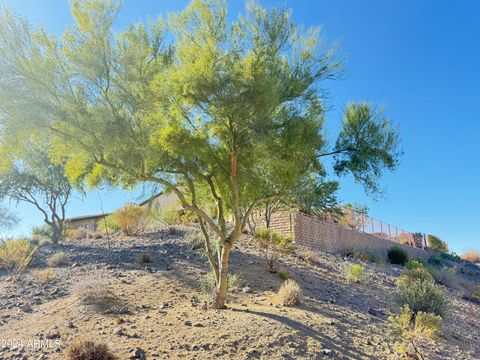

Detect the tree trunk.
xmin=213 ymin=244 xmax=232 ymax=309
xmin=51 ymin=222 xmax=63 ymax=244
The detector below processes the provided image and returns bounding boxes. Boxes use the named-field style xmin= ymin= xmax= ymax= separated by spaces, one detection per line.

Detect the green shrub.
xmin=440 ymin=251 xmax=460 ymax=263
xmin=428 ymin=255 xmax=451 ymax=268
xmin=405 ymin=259 xmax=424 ymax=270
xmin=255 ymin=229 xmax=296 ymax=273
xmin=396 ymin=278 xmax=447 ymax=317
xmin=278 ymin=279 xmax=302 ymax=307
xmin=397 ymin=268 xmax=434 ymax=286
xmin=388 ymin=305 xmax=441 ymax=360
xmin=346 ymin=263 xmax=364 ymax=283
xmin=47 ymin=252 xmax=70 ymax=267
xmin=427 ymin=266 xmax=462 ymax=290
xmin=112 ymin=204 xmax=146 ymax=236
xmin=277 ymin=270 xmax=291 ymax=281
xmin=345 ymin=248 xmax=383 ymax=264
xmin=427 ymin=234 xmax=448 ymax=252
xmin=200 ymin=272 xmax=239 ymax=301
xmin=466 ymin=285 xmax=480 ymax=304
xmin=388 ymin=246 xmax=409 ymax=265
xmin=31 ymin=224 xmax=53 ymax=242
xmin=0 ymin=238 xmax=37 ymax=281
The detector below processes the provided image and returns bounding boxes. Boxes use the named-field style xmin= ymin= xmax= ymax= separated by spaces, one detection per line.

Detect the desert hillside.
xmin=0 ymin=226 xmax=479 ymax=360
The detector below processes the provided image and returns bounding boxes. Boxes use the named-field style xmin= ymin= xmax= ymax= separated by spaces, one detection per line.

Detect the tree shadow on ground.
xmin=231 ymin=307 xmax=374 ymax=360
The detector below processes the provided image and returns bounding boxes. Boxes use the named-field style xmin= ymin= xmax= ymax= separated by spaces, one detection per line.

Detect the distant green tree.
xmin=427 ymin=235 xmax=448 ymax=252
xmin=0 ymin=0 xmax=402 ymax=308
xmin=0 ymin=206 xmax=18 ymax=233
xmin=0 ymin=147 xmax=72 ymax=244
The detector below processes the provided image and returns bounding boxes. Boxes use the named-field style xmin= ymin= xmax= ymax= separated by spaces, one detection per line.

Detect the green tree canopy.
xmin=0 ymin=0 xmax=402 ymax=307
xmin=0 ymin=143 xmax=72 ymax=243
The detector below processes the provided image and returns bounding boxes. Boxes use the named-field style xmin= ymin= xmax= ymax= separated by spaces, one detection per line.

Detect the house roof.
xmin=65 ymin=213 xmax=109 ymax=222
xmin=138 ymin=191 xmax=164 ymax=207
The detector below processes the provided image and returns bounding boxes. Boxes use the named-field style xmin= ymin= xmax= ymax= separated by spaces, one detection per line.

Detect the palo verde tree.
xmin=0 ymin=144 xmax=72 ymax=244
xmin=0 ymin=0 xmax=402 ymax=308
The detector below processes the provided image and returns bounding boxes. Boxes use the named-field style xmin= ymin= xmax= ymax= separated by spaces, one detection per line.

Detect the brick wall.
xmin=268 ymin=211 xmax=435 ymax=260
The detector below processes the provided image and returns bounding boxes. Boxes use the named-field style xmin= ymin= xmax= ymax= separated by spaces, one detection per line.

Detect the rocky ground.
xmin=0 ymin=226 xmax=479 ymax=360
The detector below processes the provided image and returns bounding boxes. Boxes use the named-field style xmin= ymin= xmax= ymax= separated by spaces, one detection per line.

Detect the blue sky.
xmin=1 ymin=0 xmax=478 ymax=254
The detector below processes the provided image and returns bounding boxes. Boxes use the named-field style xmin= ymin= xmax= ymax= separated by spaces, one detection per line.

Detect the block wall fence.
xmin=263 ymin=211 xmax=437 ymax=260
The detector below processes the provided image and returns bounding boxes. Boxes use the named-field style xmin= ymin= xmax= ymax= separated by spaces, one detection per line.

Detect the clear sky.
xmin=1 ymin=0 xmax=479 ymax=254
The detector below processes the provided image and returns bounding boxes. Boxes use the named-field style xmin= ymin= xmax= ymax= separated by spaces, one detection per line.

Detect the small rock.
xmin=113 ymin=327 xmax=124 ymax=336
xmin=184 ymin=320 xmax=192 ymax=326
xmin=64 ymin=321 xmax=75 ymax=329
xmin=242 ymin=286 xmax=251 ymax=294
xmin=19 ymin=304 xmax=32 ymax=312
xmin=131 ymin=347 xmax=146 ymax=359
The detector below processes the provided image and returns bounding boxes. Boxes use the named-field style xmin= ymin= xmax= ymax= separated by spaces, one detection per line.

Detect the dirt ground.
xmin=0 ymin=226 xmax=479 ymax=360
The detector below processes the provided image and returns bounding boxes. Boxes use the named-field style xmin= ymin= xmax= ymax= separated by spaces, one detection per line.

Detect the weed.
xmin=278 ymin=279 xmax=302 ymax=307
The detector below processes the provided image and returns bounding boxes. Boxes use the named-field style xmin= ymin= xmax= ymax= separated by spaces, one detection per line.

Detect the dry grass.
xmin=278 ymin=279 xmax=302 ymax=307
xmin=74 ymin=279 xmax=126 ymax=314
xmin=461 ymin=251 xmax=480 ymax=263
xmin=31 ymin=269 xmax=56 ymax=283
xmin=47 ymin=251 xmax=70 ymax=267
xmin=113 ymin=205 xmax=146 ymax=236
xmin=0 ymin=238 xmax=37 ymax=281
xmin=66 ymin=338 xmax=117 ymax=360
xmin=298 ymin=249 xmax=317 ymax=264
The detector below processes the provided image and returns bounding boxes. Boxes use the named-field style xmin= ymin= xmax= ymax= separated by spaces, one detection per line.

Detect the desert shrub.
xmin=67 ymin=228 xmax=89 ymax=240
xmin=345 ymin=263 xmax=364 ymax=283
xmin=464 ymin=285 xmax=480 ymax=304
xmin=278 ymin=279 xmax=302 ymax=307
xmin=135 ymin=251 xmax=153 ymax=264
xmin=344 ymin=248 xmax=382 ymax=263
xmin=200 ymin=272 xmax=239 ymax=301
xmin=427 ymin=234 xmax=448 ymax=252
xmin=31 ymin=269 xmax=56 ymax=283
xmin=74 ymin=280 xmax=126 ymax=314
xmin=101 ymin=215 xmax=121 ymax=234
xmin=160 ymin=205 xmax=182 ymax=225
xmin=388 ymin=304 xmax=441 ymax=360
xmin=388 ymin=246 xmax=409 ymax=265
xmin=277 ymin=270 xmax=291 ymax=281
xmin=397 ymin=268 xmax=434 ymax=286
xmin=188 ymin=234 xmax=204 ymax=252
xmin=0 ymin=238 xmax=37 ymax=281
xmin=427 ymin=266 xmax=462 ymax=290
xmin=427 ymin=255 xmax=453 ymax=268
xmin=31 ymin=224 xmax=53 ymax=242
xmin=255 ymin=229 xmax=296 ymax=273
xmin=47 ymin=251 xmax=70 ymax=267
xmin=396 ymin=277 xmax=447 ymax=317
xmin=461 ymin=251 xmax=480 ymax=263
xmin=460 ymin=265 xmax=478 ymax=277
xmin=405 ymin=259 xmax=424 ymax=270
xmin=112 ymin=204 xmax=146 ymax=236
xmin=298 ymin=249 xmax=317 ymax=264
xmin=66 ymin=338 xmax=117 ymax=360
xmin=440 ymin=251 xmax=460 ymax=263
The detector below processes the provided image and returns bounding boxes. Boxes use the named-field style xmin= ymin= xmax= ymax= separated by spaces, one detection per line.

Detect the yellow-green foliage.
xmin=396 ymin=272 xmax=447 ymax=317
xmin=405 ymin=259 xmax=424 ymax=270
xmin=397 ymin=268 xmax=434 ymax=286
xmin=0 ymin=238 xmax=36 ymax=281
xmin=47 ymin=251 xmax=70 ymax=267
xmin=427 ymin=234 xmax=448 ymax=252
xmin=160 ymin=204 xmax=196 ymax=225
xmin=255 ymin=229 xmax=295 ymax=273
xmin=112 ymin=204 xmax=146 ymax=236
xmin=389 ymin=305 xmax=441 ymax=359
xmin=278 ymin=279 xmax=302 ymax=307
xmin=346 ymin=263 xmax=364 ymax=283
